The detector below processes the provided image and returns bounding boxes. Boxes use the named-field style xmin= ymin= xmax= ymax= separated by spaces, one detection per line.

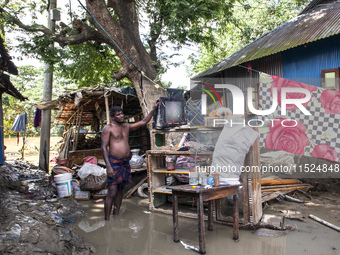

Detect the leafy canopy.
xmin=1 ymin=0 xmax=240 ymax=88
xmin=188 ymin=0 xmax=310 ymax=75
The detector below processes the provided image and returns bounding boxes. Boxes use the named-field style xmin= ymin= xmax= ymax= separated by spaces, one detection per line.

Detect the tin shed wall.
xmin=282 ymin=33 xmax=340 ymax=87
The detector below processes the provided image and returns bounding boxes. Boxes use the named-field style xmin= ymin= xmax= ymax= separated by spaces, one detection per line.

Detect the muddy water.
xmin=73 ymin=198 xmax=340 ymax=255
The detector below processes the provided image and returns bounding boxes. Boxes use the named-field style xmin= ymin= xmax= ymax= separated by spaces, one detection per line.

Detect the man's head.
xmin=110 ymin=106 xmax=124 ymax=123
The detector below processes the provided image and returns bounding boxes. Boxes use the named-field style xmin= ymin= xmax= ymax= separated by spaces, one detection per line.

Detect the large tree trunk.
xmin=86 ymin=0 xmax=167 ymax=118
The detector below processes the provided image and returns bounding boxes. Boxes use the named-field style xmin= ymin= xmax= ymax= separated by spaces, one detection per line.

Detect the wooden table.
xmin=171 ymin=184 xmax=240 ymax=254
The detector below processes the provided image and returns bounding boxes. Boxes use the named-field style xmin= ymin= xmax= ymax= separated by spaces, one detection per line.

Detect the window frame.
xmin=321 ymin=68 xmax=340 ymax=91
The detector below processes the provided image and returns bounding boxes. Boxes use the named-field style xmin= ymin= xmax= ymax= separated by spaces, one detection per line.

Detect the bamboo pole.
xmin=73 ymin=106 xmax=83 ymax=151
xmin=104 ymin=92 xmax=110 ymax=124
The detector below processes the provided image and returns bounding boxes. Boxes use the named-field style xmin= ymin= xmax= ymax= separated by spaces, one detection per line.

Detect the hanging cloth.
xmin=11 ymin=113 xmax=28 ymax=145
xmin=11 ymin=113 xmax=28 ymax=132
xmin=34 ymin=108 xmax=41 ymax=127
xmin=11 ymin=113 xmax=28 ymax=158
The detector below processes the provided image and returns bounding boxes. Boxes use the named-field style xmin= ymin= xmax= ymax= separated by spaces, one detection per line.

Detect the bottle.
xmin=207 ymin=174 xmax=214 ymax=186
xmin=189 ymin=169 xmax=198 ymax=185
xmin=197 ymin=169 xmax=202 ymax=185
xmin=201 ymin=172 xmax=208 ymax=186
xmin=213 ymin=173 xmax=220 ymax=187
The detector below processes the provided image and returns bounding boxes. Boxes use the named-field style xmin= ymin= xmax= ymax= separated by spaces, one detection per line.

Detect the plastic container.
xmin=213 ymin=173 xmax=220 ymax=187
xmin=189 ymin=169 xmax=198 ymax=185
xmin=208 ymin=174 xmax=214 ymax=186
xmin=74 ymin=190 xmax=90 ymax=200
xmin=54 ymin=173 xmax=73 ymax=197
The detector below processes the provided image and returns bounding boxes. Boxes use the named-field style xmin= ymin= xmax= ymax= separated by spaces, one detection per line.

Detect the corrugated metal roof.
xmin=299 ymin=0 xmax=334 ymax=15
xmin=194 ymin=1 xmax=340 ymax=78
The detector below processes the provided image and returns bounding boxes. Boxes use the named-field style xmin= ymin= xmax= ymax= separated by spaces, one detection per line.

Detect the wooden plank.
xmin=67 ymin=148 xmax=103 ymax=167
xmin=153 ymin=186 xmax=172 ymax=194
xmin=261 ymin=179 xmax=301 ymax=186
xmin=233 ymin=191 xmax=239 ymax=240
xmin=125 ymin=176 xmax=147 ymax=199
xmin=251 ymin=136 xmax=262 ymax=224
xmin=147 ymin=154 xmax=154 ymax=211
xmin=173 ymin=193 xmax=179 ymax=242
xmin=208 ymin=200 xmax=213 ymax=231
xmin=153 ymin=168 xmax=190 ymax=174
xmin=147 ymin=150 xmax=213 ymax=156
xmin=261 ymin=183 xmax=313 ymax=192
xmin=198 ymin=194 xmax=206 ymax=253
xmin=261 ymin=190 xmax=292 ymax=203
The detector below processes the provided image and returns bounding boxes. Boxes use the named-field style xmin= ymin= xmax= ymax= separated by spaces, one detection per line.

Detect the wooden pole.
xmin=73 ymin=106 xmax=83 ymax=151
xmin=124 ymin=176 xmax=147 ymax=199
xmin=104 ymin=93 xmax=110 ymax=125
xmin=39 ymin=0 xmax=57 ymax=172
xmin=21 ymin=134 xmax=25 ymax=160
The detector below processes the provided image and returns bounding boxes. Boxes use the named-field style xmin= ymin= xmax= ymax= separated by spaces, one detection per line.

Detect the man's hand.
xmin=107 ymin=167 xmax=115 ymax=179
xmin=154 ymin=99 xmax=159 ymax=109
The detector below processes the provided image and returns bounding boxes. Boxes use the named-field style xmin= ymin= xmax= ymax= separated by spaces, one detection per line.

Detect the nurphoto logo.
xmin=200 ymin=84 xmax=312 ymax=128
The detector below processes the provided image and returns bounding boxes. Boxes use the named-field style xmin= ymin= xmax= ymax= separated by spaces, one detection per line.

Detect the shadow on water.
xmin=73 ymin=198 xmax=340 ymax=255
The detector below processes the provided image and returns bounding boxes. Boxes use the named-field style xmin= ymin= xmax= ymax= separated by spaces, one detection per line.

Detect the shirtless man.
xmin=101 ymin=100 xmax=158 ymax=220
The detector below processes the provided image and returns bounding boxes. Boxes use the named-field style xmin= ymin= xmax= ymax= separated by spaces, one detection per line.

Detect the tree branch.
xmin=107 ymin=0 xmax=139 ymax=35
xmin=55 ymin=19 xmax=105 ymax=47
xmin=0 ymin=7 xmax=105 ymax=48
xmin=0 ymin=7 xmax=52 ymax=35
xmin=110 ymin=67 xmax=129 ymax=80
xmin=0 ymin=0 xmax=10 ymax=8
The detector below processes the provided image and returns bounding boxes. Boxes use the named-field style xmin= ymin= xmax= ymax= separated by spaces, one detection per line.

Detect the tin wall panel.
xmin=282 ymin=33 xmax=340 ymax=86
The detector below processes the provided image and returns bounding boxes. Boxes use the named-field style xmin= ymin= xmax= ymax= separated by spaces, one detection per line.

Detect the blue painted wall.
xmin=282 ymin=33 xmax=340 ymax=87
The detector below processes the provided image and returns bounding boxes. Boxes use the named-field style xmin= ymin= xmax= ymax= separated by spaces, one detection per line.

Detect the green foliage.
xmin=56 ymin=41 xmax=131 ymax=88
xmin=3 ymin=65 xmax=66 ymax=137
xmin=188 ymin=0 xmax=310 ymax=75
xmin=144 ymin=0 xmax=235 ymax=45
xmin=161 ymin=80 xmax=172 ymax=88
xmin=16 ymin=35 xmax=62 ymax=65
xmin=2 ymin=0 xmax=310 ymax=89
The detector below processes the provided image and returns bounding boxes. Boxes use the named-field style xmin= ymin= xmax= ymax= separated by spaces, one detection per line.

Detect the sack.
xmin=80 ymin=174 xmax=107 ymax=192
xmin=78 ymin=163 xmax=106 ymax=179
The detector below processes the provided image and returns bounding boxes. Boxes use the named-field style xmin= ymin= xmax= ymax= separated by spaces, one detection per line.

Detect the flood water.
xmin=73 ymin=198 xmax=340 ymax=255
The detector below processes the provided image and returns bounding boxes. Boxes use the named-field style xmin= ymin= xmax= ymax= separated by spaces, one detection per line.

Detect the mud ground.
xmin=1 ymin=160 xmax=340 ymax=255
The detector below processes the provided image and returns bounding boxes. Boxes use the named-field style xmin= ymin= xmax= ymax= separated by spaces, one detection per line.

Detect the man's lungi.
xmin=107 ymin=154 xmax=132 ymax=188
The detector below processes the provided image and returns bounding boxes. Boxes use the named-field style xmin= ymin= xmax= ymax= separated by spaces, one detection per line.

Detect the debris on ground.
xmin=0 ymin=160 xmax=96 ymax=254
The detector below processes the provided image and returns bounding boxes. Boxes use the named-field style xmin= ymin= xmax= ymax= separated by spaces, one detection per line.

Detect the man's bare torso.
xmin=107 ymin=122 xmax=131 ymax=159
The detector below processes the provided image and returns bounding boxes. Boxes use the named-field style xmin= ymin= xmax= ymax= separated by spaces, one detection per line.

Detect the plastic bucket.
xmin=54 ymin=173 xmax=73 ymax=197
